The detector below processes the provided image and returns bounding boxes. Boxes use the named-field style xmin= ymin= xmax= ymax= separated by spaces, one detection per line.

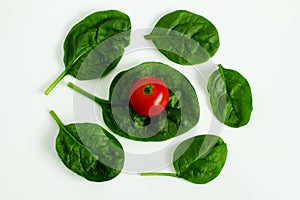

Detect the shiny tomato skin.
xmin=129 ymin=76 xmax=169 ymax=117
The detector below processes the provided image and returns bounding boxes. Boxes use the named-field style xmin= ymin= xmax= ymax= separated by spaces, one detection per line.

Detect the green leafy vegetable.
xmin=68 ymin=62 xmax=200 ymax=142
xmin=141 ymin=135 xmax=227 ymax=184
xmin=145 ymin=10 xmax=220 ymax=65
xmin=49 ymin=110 xmax=124 ymax=182
xmin=44 ymin=10 xmax=131 ymax=95
xmin=207 ymin=64 xmax=253 ymax=128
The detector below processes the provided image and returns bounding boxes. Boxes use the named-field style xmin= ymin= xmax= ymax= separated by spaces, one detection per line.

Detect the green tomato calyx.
xmin=143 ymin=85 xmax=154 ymax=95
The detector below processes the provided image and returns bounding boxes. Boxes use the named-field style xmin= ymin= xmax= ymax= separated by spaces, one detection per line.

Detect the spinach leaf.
xmin=68 ymin=62 xmax=200 ymax=142
xmin=207 ymin=64 xmax=253 ymax=128
xmin=145 ymin=10 xmax=219 ymax=65
xmin=141 ymin=135 xmax=227 ymax=184
xmin=49 ymin=110 xmax=124 ymax=182
xmin=44 ymin=10 xmax=131 ymax=95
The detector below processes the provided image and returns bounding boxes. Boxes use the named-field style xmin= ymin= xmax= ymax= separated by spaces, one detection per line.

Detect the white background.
xmin=1 ymin=0 xmax=300 ymax=199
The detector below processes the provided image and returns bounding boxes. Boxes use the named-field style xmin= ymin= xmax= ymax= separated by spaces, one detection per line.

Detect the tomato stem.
xmin=143 ymin=85 xmax=154 ymax=95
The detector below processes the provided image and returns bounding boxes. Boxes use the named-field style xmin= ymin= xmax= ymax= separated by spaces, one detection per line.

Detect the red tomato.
xmin=129 ymin=76 xmax=169 ymax=117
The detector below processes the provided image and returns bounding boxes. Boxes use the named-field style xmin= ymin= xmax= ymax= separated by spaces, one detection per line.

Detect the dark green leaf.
xmin=207 ymin=64 xmax=253 ymax=128
xmin=145 ymin=10 xmax=219 ymax=65
xmin=45 ymin=10 xmax=131 ymax=95
xmin=173 ymin=135 xmax=227 ymax=184
xmin=141 ymin=135 xmax=227 ymax=184
xmin=68 ymin=62 xmax=200 ymax=142
xmin=50 ymin=110 xmax=124 ymax=182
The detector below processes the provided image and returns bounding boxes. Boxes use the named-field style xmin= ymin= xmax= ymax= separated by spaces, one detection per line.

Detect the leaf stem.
xmin=49 ymin=110 xmax=64 ymax=128
xmin=140 ymin=172 xmax=178 ymax=178
xmin=44 ymin=70 xmax=67 ymax=95
xmin=67 ymin=82 xmax=109 ymax=106
xmin=144 ymin=34 xmax=152 ymax=39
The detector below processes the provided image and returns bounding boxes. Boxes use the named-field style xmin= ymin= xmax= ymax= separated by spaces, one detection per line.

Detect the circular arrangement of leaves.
xmin=46 ymin=9 xmax=253 ymax=184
